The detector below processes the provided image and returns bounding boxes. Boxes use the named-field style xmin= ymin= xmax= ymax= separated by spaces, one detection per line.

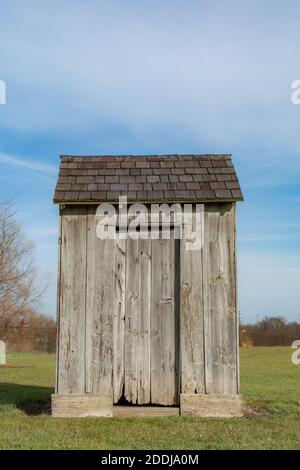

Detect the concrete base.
xmin=51 ymin=394 xmax=113 ymax=417
xmin=180 ymin=393 xmax=243 ymax=417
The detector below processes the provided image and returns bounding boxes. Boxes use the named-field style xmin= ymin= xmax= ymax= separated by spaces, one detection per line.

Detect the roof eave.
xmin=53 ymin=197 xmax=243 ymax=205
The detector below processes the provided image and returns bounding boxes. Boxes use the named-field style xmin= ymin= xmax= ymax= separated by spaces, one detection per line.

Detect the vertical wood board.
xmin=203 ymin=203 xmax=238 ymax=395
xmin=58 ymin=206 xmax=87 ymax=395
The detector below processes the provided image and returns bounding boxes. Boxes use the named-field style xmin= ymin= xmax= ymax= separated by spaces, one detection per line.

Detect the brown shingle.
xmin=53 ymin=154 xmax=243 ymax=203
xmin=129 ymin=183 xmax=143 ymax=190
xmin=121 ymin=161 xmax=135 ymax=168
xmin=136 ymin=161 xmax=151 ymax=168
xmin=110 ymin=184 xmax=128 ymax=191
xmin=179 ymin=175 xmax=193 ymax=183
xmin=196 ymin=190 xmax=215 ymax=199
xmin=135 ymin=175 xmax=147 ymax=183
xmin=225 ymin=181 xmax=240 ymax=189
xmin=215 ymin=189 xmax=232 ymax=199
xmin=210 ymin=182 xmax=226 ymax=190
xmin=105 ymin=176 xmax=118 ymax=183
xmin=78 ymin=192 xmax=91 ymax=200
xmin=119 ymin=176 xmax=136 ymax=183
xmin=76 ymin=176 xmax=94 ymax=184
xmin=147 ymin=175 xmax=160 ymax=183
xmin=231 ymin=189 xmax=243 ymax=199
xmin=193 ymin=175 xmax=203 ymax=182
xmin=91 ymin=191 xmax=107 ymax=200
xmin=95 ymin=176 xmax=105 ymax=183
xmin=217 ymin=174 xmax=233 ymax=182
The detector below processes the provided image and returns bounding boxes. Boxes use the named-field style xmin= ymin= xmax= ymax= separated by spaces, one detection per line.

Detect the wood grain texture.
xmin=233 ymin=203 xmax=240 ymax=394
xmin=113 ymin=238 xmax=126 ymax=403
xmin=180 ymin=214 xmax=205 ymax=394
xmin=124 ymin=238 xmax=140 ymax=403
xmin=180 ymin=393 xmax=243 ymax=417
xmin=57 ymin=206 xmax=87 ymax=395
xmin=113 ymin=406 xmax=179 ymax=418
xmin=85 ymin=206 xmax=94 ymax=394
xmin=151 ymin=234 xmax=179 ymax=405
xmin=56 ymin=201 xmax=240 ymax=411
xmin=52 ymin=394 xmax=113 ymax=417
xmin=137 ymin=238 xmax=151 ymax=404
xmin=91 ymin=234 xmax=114 ymax=395
xmin=55 ymin=209 xmax=62 ymax=393
xmin=203 ymin=203 xmax=238 ymax=395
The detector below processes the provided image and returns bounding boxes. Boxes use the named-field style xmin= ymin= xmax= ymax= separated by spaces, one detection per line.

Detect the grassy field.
xmin=0 ymin=347 xmax=300 ymax=449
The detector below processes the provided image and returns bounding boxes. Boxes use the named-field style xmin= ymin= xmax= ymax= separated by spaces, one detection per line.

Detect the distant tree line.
xmin=0 ymin=199 xmax=56 ymax=352
xmin=240 ymin=316 xmax=300 ymax=346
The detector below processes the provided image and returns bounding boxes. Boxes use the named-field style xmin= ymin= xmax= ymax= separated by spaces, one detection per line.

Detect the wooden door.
xmin=113 ymin=233 xmax=180 ymax=406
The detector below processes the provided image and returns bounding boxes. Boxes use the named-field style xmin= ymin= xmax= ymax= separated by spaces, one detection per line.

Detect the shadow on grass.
xmin=0 ymin=382 xmax=53 ymax=415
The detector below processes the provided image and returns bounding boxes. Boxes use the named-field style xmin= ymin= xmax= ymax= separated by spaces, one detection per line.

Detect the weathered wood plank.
xmin=57 ymin=206 xmax=87 ymax=395
xmin=85 ymin=206 xmax=94 ymax=394
xmin=151 ymin=234 xmax=178 ymax=405
xmin=233 ymin=204 xmax=240 ymax=394
xmin=90 ymin=234 xmax=114 ymax=395
xmin=55 ymin=209 xmax=62 ymax=394
xmin=113 ymin=406 xmax=179 ymax=418
xmin=180 ymin=393 xmax=243 ymax=417
xmin=180 ymin=214 xmax=205 ymax=394
xmin=203 ymin=203 xmax=238 ymax=395
xmin=124 ymin=238 xmax=139 ymax=403
xmin=137 ymin=237 xmax=151 ymax=404
xmin=52 ymin=394 xmax=113 ymax=417
xmin=113 ymin=239 xmax=126 ymax=403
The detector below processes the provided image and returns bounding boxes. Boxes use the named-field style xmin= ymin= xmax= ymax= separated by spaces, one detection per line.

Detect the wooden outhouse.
xmin=52 ymin=154 xmax=243 ymax=417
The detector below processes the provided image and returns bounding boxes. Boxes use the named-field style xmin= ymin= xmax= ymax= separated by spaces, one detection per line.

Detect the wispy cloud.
xmin=239 ymin=233 xmax=298 ymax=242
xmin=0 ymin=153 xmax=56 ymax=175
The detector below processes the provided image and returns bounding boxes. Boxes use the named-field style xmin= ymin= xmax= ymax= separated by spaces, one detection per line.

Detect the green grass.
xmin=0 ymin=348 xmax=300 ymax=449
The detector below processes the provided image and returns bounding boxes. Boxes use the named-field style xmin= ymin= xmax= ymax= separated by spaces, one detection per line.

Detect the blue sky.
xmin=0 ymin=0 xmax=300 ymax=322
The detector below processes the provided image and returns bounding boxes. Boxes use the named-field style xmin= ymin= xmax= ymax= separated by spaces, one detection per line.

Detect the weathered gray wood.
xmin=113 ymin=406 xmax=179 ymax=418
xmin=85 ymin=206 xmax=115 ymax=396
xmin=233 ymin=203 xmax=240 ymax=394
xmin=180 ymin=393 xmax=243 ymax=417
xmin=180 ymin=217 xmax=205 ymax=394
xmin=113 ymin=238 xmax=126 ymax=403
xmin=90 ymin=234 xmax=114 ymax=395
xmin=124 ymin=238 xmax=139 ymax=403
xmin=56 ymin=200 xmax=240 ymax=413
xmin=52 ymin=394 xmax=113 ymax=417
xmin=151 ymin=233 xmax=178 ymax=405
xmin=203 ymin=203 xmax=238 ymax=395
xmin=58 ymin=206 xmax=87 ymax=395
xmin=137 ymin=237 xmax=151 ymax=404
xmin=85 ymin=206 xmax=94 ymax=394
xmin=0 ymin=340 xmax=6 ymax=365
xmin=122 ymin=235 xmax=178 ymax=405
xmin=55 ymin=209 xmax=62 ymax=394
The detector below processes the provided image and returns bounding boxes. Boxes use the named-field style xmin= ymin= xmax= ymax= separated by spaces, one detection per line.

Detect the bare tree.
xmin=0 ymin=200 xmax=48 ymax=328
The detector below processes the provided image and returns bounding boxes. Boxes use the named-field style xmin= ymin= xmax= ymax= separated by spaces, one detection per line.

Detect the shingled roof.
xmin=53 ymin=154 xmax=243 ymax=203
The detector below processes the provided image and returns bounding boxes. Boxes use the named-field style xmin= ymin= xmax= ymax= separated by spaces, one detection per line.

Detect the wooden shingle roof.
xmin=53 ymin=154 xmax=243 ymax=203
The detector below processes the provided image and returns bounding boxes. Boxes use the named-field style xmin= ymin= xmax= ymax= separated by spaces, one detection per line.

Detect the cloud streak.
xmin=0 ymin=153 xmax=57 ymax=175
